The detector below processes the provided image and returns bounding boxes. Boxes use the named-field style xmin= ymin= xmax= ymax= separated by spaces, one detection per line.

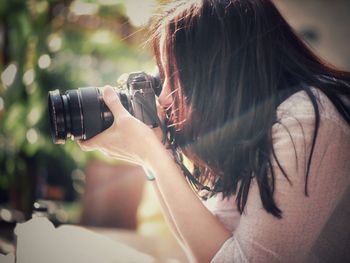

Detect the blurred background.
xmin=0 ymin=0 xmax=169 ymax=256
xmin=0 ymin=0 xmax=349 ymax=260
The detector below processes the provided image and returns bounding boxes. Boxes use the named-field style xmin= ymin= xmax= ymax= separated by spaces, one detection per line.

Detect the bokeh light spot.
xmin=0 ymin=208 xmax=12 ymax=222
xmin=0 ymin=97 xmax=4 ymax=111
xmin=28 ymin=108 xmax=40 ymax=126
xmin=1 ymin=63 xmax=17 ymax=87
xmin=26 ymin=128 xmax=39 ymax=144
xmin=91 ymin=30 xmax=112 ymax=44
xmin=48 ymin=34 xmax=62 ymax=52
xmin=23 ymin=69 xmax=35 ymax=86
xmin=70 ymin=1 xmax=98 ymax=16
xmin=38 ymin=54 xmax=51 ymax=69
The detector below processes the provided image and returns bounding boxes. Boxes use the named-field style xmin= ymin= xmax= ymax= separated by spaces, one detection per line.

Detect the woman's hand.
xmin=77 ymin=86 xmax=165 ymax=167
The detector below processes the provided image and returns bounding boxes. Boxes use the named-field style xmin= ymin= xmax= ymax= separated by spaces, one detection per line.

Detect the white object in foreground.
xmin=14 ymin=217 xmax=155 ymax=263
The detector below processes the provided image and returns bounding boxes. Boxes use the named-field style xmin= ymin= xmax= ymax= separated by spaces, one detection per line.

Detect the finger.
xmin=103 ymin=86 xmax=130 ymax=118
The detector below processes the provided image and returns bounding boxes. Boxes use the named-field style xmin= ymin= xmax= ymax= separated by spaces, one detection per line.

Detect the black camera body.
xmin=48 ymin=72 xmax=162 ymax=144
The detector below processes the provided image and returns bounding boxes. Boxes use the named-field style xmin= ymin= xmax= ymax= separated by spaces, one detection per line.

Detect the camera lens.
xmin=48 ymin=72 xmax=162 ymax=144
xmin=48 ymin=88 xmax=117 ymax=144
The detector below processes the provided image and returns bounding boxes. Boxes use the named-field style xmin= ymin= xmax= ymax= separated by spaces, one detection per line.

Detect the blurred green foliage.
xmin=0 ymin=0 xmax=155 ymax=218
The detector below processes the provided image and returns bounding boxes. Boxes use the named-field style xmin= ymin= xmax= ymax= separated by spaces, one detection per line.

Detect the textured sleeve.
xmin=211 ymin=91 xmax=350 ymax=263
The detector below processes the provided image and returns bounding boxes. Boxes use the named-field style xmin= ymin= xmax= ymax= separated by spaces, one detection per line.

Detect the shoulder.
xmin=276 ymin=87 xmax=350 ymax=135
xmin=218 ymin=88 xmax=350 ymax=263
xmin=271 ymin=86 xmax=350 ymax=181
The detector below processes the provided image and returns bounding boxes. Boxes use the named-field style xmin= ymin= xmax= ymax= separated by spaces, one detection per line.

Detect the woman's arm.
xmin=79 ymin=87 xmax=232 ymax=263
xmin=149 ymin=181 xmax=199 ymax=262
xmin=144 ymin=146 xmax=232 ymax=263
xmin=149 ymin=181 xmax=183 ymax=243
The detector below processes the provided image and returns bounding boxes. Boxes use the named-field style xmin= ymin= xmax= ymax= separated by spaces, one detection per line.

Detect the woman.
xmin=79 ymin=0 xmax=350 ymax=262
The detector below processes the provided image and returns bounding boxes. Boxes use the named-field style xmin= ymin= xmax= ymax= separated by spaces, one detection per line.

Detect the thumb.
xmin=103 ymin=86 xmax=130 ymax=118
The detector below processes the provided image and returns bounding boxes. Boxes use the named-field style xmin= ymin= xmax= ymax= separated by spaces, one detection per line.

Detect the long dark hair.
xmin=150 ymin=0 xmax=350 ymax=218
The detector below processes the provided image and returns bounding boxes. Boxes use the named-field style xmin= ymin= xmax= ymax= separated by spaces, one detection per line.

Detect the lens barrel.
xmin=48 ymin=87 xmax=115 ymax=144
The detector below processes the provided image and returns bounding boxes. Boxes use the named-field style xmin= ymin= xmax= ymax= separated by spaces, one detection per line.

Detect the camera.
xmin=48 ymin=72 xmax=162 ymax=144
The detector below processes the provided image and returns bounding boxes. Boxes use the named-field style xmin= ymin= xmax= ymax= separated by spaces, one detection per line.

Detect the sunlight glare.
xmin=124 ymin=0 xmax=157 ymax=27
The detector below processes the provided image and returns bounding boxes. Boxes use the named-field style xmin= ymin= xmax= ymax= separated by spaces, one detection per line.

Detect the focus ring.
xmin=79 ymin=87 xmax=103 ymax=140
xmin=67 ymin=90 xmax=84 ymax=139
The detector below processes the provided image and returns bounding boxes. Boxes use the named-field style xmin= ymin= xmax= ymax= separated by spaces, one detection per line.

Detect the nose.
xmin=158 ymin=80 xmax=173 ymax=109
